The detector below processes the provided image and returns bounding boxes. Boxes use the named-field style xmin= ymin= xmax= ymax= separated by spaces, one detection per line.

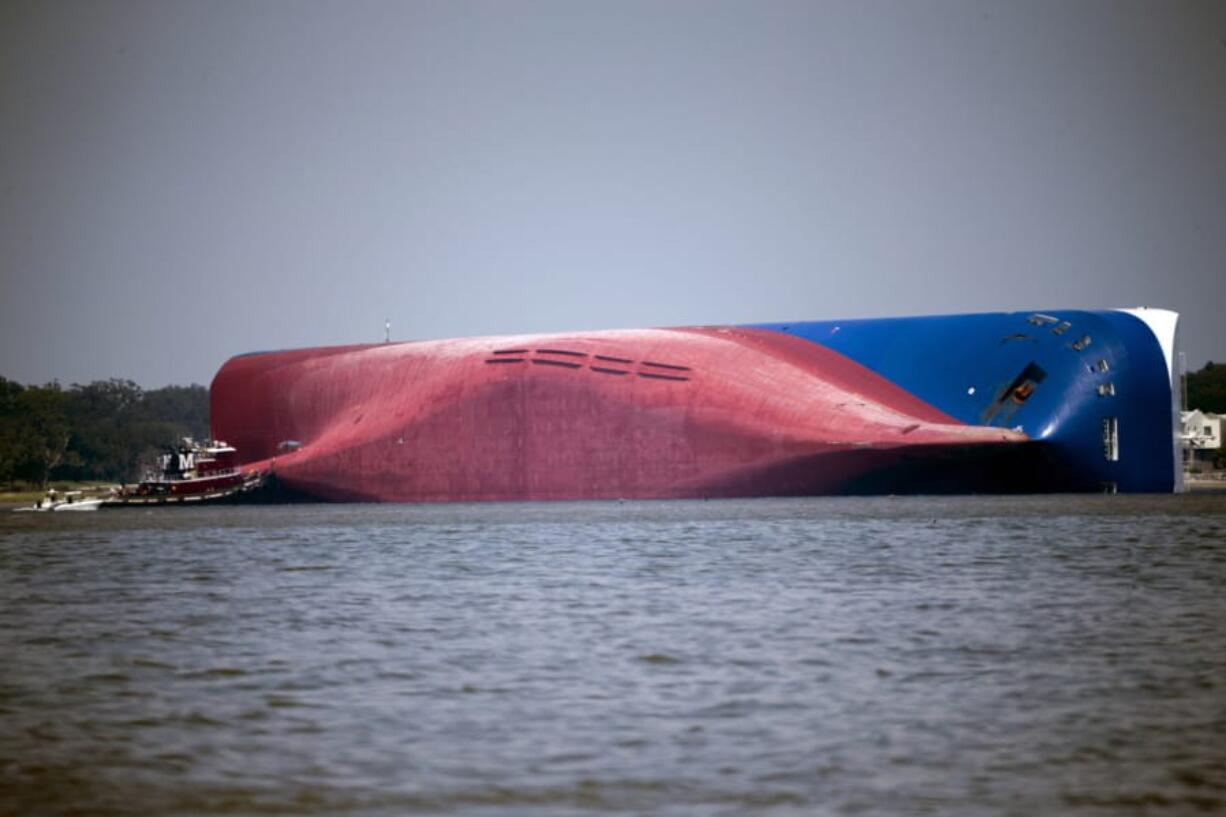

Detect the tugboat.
xmin=105 ymin=438 xmax=266 ymax=506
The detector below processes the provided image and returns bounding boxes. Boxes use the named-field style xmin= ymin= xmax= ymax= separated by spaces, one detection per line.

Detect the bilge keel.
xmin=210 ymin=309 xmax=1182 ymax=501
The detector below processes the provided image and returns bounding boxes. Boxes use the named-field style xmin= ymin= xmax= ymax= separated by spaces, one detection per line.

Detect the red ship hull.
xmin=210 ymin=327 xmax=1025 ymax=502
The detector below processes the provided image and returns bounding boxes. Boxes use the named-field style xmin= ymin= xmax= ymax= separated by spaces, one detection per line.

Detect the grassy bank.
xmin=1187 ymin=474 xmax=1226 ymax=492
xmin=0 ymin=482 xmax=118 ymax=505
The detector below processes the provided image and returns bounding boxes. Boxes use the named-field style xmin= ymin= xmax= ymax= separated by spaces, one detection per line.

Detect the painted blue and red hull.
xmin=209 ymin=308 xmax=1181 ymax=501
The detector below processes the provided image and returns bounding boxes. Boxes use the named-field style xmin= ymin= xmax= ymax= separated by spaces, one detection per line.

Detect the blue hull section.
xmin=748 ymin=310 xmax=1179 ymax=493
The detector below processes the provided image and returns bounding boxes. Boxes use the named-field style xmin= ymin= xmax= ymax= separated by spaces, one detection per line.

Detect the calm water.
xmin=2 ymin=495 xmax=1225 ymax=816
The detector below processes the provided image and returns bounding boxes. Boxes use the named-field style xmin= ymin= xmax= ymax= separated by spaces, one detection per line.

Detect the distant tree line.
xmin=0 ymin=377 xmax=209 ymax=488
xmin=1187 ymin=361 xmax=1226 ymax=414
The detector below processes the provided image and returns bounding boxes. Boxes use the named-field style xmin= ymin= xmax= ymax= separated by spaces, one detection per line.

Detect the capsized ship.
xmin=209 ymin=308 xmax=1183 ymax=502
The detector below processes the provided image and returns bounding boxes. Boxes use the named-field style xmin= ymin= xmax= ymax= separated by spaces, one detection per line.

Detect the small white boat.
xmin=14 ymin=490 xmax=104 ymax=512
xmin=53 ymin=497 xmax=104 ymax=511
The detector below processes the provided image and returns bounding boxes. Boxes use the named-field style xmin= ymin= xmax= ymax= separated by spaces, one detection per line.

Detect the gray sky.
xmin=2 ymin=0 xmax=1224 ymax=388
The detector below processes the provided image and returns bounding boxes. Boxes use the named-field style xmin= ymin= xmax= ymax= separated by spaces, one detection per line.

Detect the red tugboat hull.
xmin=104 ymin=440 xmax=268 ymax=506
xmin=209 ymin=327 xmax=1024 ymax=502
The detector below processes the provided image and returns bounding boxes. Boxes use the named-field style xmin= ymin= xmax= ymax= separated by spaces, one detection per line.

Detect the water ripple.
xmin=1 ymin=494 xmax=1225 ymax=815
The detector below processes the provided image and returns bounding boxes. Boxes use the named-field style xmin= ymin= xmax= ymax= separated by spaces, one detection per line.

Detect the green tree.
xmin=140 ymin=384 xmax=209 ymax=440
xmin=1187 ymin=361 xmax=1226 ymax=414
xmin=56 ymin=380 xmax=210 ymax=482
xmin=14 ymin=383 xmax=79 ymax=488
xmin=0 ymin=377 xmax=26 ymax=488
xmin=0 ymin=376 xmax=211 ymax=485
xmin=64 ymin=379 xmax=144 ymax=481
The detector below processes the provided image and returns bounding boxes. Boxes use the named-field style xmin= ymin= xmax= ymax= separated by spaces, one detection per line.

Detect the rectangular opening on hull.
xmin=594 ymin=354 xmax=633 ymax=364
xmin=492 ymin=348 xmax=528 ymax=355
xmin=531 ymin=358 xmax=582 ymax=369
xmin=981 ymin=362 xmax=1046 ymax=426
xmin=591 ymin=366 xmax=630 ymax=376
xmin=641 ymin=360 xmax=692 ymax=372
xmin=1009 ymin=362 xmax=1046 ymax=403
xmin=1102 ymin=417 xmax=1119 ymax=462
xmin=638 ymin=372 xmax=689 ymax=382
xmin=536 ymin=348 xmax=587 ymax=357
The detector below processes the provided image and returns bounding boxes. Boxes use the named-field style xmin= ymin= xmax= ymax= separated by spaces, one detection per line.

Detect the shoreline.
xmin=1187 ymin=476 xmax=1226 ymax=493
xmin=5 ymin=485 xmax=1226 ymax=511
xmin=0 ymin=482 xmax=118 ymax=507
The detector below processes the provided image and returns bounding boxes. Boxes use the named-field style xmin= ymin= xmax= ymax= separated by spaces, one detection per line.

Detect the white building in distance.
xmin=1182 ymin=410 xmax=1222 ymax=469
